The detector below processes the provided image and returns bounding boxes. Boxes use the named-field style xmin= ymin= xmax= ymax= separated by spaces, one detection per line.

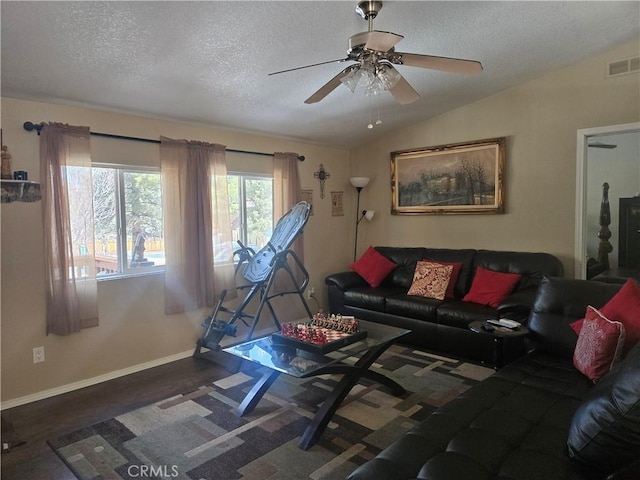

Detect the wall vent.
xmin=606 ymin=56 xmax=640 ymax=77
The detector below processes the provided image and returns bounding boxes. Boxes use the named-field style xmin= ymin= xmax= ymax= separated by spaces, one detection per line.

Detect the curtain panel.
xmin=273 ymin=152 xmax=304 ymax=262
xmin=40 ymin=123 xmax=98 ymax=335
xmin=161 ymin=137 xmax=235 ymax=315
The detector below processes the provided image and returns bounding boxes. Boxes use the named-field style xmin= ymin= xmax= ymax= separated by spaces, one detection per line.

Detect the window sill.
xmin=96 ymin=269 xmax=164 ymax=282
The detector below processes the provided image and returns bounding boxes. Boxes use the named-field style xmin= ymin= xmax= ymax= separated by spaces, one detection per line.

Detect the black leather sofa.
xmin=326 ymin=247 xmax=564 ymax=363
xmin=347 ymin=277 xmax=640 ymax=480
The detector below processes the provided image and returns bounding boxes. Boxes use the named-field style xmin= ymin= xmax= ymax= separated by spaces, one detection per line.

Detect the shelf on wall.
xmin=1 ymin=179 xmax=41 ymax=203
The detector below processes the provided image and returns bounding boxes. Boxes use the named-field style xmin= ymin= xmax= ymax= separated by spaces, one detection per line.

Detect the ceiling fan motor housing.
xmin=355 ymin=0 xmax=383 ymax=20
xmin=348 ymin=32 xmax=380 ymax=55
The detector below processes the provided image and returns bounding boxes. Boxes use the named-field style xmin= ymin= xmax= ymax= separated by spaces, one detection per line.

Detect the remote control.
xmin=486 ymin=319 xmax=521 ymax=329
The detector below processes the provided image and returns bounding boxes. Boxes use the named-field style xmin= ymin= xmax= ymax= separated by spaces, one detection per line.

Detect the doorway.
xmin=575 ymin=122 xmax=640 ymax=279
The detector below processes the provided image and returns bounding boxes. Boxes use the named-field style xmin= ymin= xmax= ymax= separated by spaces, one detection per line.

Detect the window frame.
xmin=92 ymin=163 xmax=165 ymax=280
xmin=227 ymin=171 xmax=273 ymax=255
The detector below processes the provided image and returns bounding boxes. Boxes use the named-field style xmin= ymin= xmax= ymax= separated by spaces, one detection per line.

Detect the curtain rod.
xmin=22 ymin=122 xmax=305 ymax=161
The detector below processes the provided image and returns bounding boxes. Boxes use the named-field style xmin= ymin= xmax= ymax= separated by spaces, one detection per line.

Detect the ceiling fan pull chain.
xmin=367 ymin=95 xmax=374 ymax=129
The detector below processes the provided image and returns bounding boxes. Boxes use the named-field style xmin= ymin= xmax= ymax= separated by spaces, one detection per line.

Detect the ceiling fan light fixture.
xmin=340 ymin=68 xmax=361 ymax=93
xmin=340 ymin=61 xmax=400 ymax=97
xmin=377 ymin=63 xmax=401 ymax=90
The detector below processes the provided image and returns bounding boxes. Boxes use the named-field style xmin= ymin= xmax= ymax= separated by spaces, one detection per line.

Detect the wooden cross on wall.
xmin=313 ymin=163 xmax=330 ymax=199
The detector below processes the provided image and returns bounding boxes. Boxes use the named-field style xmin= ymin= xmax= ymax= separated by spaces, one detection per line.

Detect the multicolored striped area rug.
xmin=48 ymin=345 xmax=492 ymax=480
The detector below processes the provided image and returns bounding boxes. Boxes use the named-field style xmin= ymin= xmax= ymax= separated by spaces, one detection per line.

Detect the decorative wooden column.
xmin=597 ymin=182 xmax=612 ymax=269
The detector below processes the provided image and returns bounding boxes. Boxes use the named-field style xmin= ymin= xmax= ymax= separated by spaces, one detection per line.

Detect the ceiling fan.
xmin=269 ymin=0 xmax=483 ymax=105
xmin=588 ymin=142 xmax=617 ymax=149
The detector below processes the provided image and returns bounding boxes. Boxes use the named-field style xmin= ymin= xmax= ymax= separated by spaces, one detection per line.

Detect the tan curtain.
xmin=273 ymin=152 xmax=304 ymax=261
xmin=40 ymin=123 xmax=98 ymax=335
xmin=161 ymin=137 xmax=235 ymax=315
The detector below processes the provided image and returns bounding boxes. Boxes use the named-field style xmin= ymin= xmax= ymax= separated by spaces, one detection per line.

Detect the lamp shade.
xmin=350 ymin=177 xmax=370 ymax=188
xmin=364 ymin=210 xmax=375 ymax=221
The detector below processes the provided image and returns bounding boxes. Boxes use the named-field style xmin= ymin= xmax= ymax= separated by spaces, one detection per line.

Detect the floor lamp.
xmin=350 ymin=177 xmax=370 ymax=261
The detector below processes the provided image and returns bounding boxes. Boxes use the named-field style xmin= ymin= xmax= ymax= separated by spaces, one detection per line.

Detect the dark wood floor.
xmin=1 ymin=356 xmax=231 ymax=480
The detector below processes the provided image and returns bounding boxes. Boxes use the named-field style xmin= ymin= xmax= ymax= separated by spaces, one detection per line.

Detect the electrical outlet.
xmin=307 ymin=286 xmax=316 ymax=299
xmin=33 ymin=346 xmax=45 ymax=364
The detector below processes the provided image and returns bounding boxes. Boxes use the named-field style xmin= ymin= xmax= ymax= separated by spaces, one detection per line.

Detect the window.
xmin=70 ymin=168 xmax=271 ymax=277
xmin=90 ymin=166 xmax=165 ymax=277
xmin=227 ymin=173 xmax=273 ymax=255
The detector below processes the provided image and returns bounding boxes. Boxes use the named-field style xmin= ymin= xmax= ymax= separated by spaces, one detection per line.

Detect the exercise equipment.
xmin=194 ymin=201 xmax=313 ymax=360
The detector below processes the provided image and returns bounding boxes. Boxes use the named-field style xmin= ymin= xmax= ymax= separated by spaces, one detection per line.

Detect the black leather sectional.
xmin=325 ymin=247 xmax=564 ymax=363
xmin=347 ymin=277 xmax=640 ymax=480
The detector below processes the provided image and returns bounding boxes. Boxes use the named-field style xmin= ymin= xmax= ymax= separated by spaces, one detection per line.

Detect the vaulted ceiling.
xmin=2 ymin=1 xmax=639 ymax=148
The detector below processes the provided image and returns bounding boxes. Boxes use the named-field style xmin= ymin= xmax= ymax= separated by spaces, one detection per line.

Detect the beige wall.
xmin=0 ymin=98 xmax=351 ymax=404
xmin=350 ymin=41 xmax=640 ymax=275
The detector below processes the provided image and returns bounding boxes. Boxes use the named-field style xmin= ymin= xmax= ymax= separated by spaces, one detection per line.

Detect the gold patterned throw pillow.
xmin=407 ymin=261 xmax=453 ymax=300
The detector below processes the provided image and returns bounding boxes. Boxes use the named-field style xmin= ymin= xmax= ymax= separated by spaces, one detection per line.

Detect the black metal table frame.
xmin=233 ymin=335 xmax=406 ymax=450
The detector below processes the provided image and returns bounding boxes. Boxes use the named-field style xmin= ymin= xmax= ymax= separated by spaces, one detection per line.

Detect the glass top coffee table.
xmin=223 ymin=320 xmax=410 ymax=450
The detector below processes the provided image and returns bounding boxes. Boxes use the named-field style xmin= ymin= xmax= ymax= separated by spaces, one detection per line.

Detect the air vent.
xmin=606 ymin=56 xmax=640 ymax=78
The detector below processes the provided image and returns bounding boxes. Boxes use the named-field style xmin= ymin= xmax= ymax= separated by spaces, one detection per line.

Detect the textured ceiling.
xmin=2 ymin=1 xmax=639 ymax=148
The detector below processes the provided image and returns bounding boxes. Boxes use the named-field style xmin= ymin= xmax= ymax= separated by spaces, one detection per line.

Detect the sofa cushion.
xmin=348 ymin=351 xmax=594 ymax=480
xmin=349 ymin=246 xmax=397 ymax=288
xmin=474 ymin=250 xmax=564 ymax=291
xmin=422 ymin=248 xmax=476 ymax=298
xmin=375 ymin=247 xmax=428 ymax=289
xmin=375 ymin=247 xmax=476 ymax=297
xmin=573 ymin=306 xmax=626 ymax=383
xmin=385 ymin=293 xmax=441 ymax=320
xmin=528 ymin=277 xmax=622 ymax=359
xmin=463 ymin=266 xmax=521 ymax=308
xmin=407 ymin=261 xmax=453 ymax=300
xmin=494 ymin=351 xmax=593 ymax=399
xmin=343 ymin=286 xmax=401 ymax=311
xmin=567 ymin=344 xmax=640 ymax=474
xmin=435 ymin=300 xmax=498 ymax=329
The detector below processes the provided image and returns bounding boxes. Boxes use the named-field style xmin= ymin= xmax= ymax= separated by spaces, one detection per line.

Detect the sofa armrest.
xmin=325 ymin=271 xmax=369 ymax=314
xmin=497 ymin=286 xmax=539 ymax=320
xmin=325 ymin=271 xmax=367 ymax=291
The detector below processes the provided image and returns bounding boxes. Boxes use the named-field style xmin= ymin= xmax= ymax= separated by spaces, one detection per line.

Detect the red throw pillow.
xmin=349 ymin=246 xmax=397 ymax=288
xmin=600 ymin=279 xmax=640 ymax=354
xmin=573 ymin=306 xmax=625 ymax=383
xmin=423 ymin=260 xmax=463 ymax=298
xmin=462 ymin=266 xmax=521 ymax=308
xmin=570 ymin=279 xmax=640 ymax=355
xmin=570 ymin=318 xmax=583 ymax=336
xmin=407 ymin=261 xmax=453 ymax=300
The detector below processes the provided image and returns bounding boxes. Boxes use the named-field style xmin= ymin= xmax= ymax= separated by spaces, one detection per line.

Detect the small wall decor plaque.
xmin=301 ymin=189 xmax=314 ymax=215
xmin=331 ymin=191 xmax=344 ymax=216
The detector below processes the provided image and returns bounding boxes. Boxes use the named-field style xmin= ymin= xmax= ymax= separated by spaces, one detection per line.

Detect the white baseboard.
xmin=1 ymin=349 xmax=195 ymax=410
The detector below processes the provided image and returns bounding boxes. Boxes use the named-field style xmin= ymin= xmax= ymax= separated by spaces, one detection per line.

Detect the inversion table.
xmin=194 ymin=201 xmax=313 ymax=359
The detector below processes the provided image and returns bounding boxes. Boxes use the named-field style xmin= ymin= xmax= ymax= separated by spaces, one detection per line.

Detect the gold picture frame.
xmin=391 ymin=137 xmax=505 ymax=215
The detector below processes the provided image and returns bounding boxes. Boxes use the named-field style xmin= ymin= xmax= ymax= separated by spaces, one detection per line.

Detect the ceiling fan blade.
xmin=268 ymin=58 xmax=350 ymax=76
xmin=393 ymin=52 xmax=483 ymax=75
xmin=364 ymin=31 xmax=404 ymax=52
xmin=588 ymin=142 xmax=617 ymax=149
xmin=305 ymin=65 xmax=357 ymax=104
xmin=388 ymin=69 xmax=419 ymax=105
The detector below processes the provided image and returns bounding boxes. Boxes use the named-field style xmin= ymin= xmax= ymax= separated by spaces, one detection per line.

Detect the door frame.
xmin=575 ymin=122 xmax=640 ymax=278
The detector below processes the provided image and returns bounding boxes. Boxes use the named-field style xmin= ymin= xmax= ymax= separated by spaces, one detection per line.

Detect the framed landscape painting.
xmin=391 ymin=137 xmax=505 ymax=215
